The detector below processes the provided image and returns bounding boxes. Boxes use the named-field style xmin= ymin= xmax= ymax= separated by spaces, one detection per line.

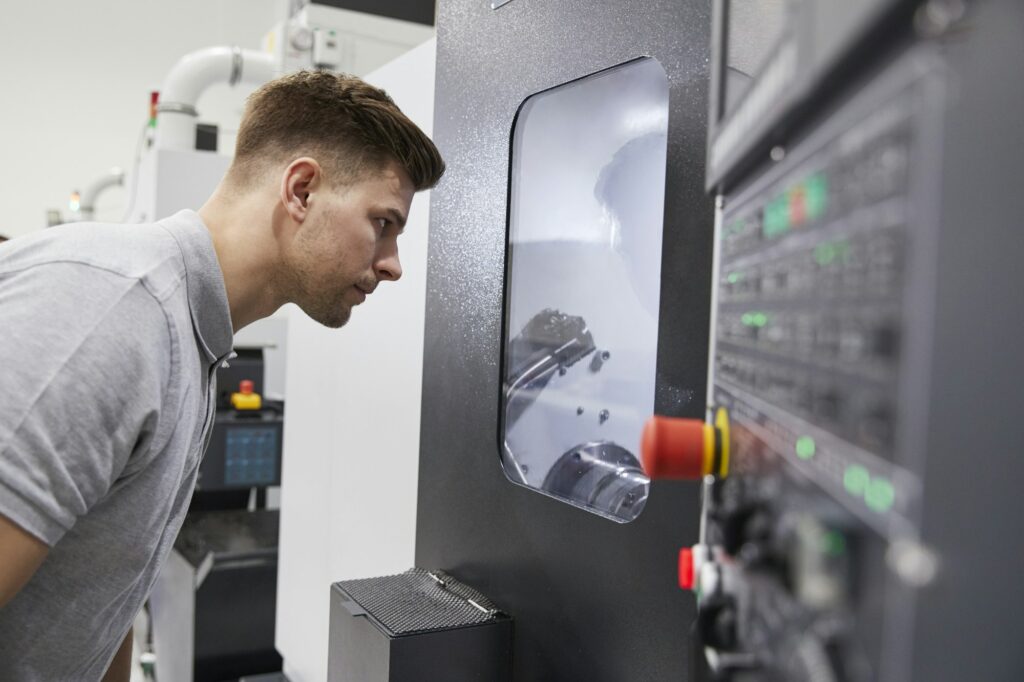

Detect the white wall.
xmin=0 ymin=0 xmax=286 ymax=238
xmin=275 ymin=37 xmax=437 ymax=682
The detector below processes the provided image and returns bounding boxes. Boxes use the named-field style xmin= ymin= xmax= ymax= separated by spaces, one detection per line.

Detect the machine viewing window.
xmin=500 ymin=57 xmax=669 ymax=523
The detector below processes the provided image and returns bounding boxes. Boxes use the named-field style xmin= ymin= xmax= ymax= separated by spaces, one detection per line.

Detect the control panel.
xmin=704 ymin=49 xmax=944 ymax=681
xmin=642 ymin=39 xmax=956 ymax=680
xmin=713 ymin=52 xmax=937 ymax=541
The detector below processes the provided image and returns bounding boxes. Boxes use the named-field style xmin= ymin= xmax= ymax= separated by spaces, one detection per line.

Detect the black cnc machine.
xmin=410 ymin=1 xmax=1023 ymax=681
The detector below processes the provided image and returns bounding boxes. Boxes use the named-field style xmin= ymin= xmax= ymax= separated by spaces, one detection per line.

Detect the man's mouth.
xmin=353 ymin=282 xmax=376 ymax=303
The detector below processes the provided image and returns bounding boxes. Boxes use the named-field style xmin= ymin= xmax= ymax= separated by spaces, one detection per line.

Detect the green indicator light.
xmin=795 ymin=436 xmax=816 ymax=460
xmin=741 ymin=313 xmax=754 ymax=326
xmin=752 ymin=312 xmax=769 ymax=328
xmin=844 ymin=465 xmax=870 ymax=496
xmin=865 ymin=478 xmax=896 ymax=513
xmin=763 ymin=198 xmax=791 ymax=238
xmin=727 ymin=272 xmax=742 ymax=284
xmin=822 ymin=530 xmax=846 ymax=556
xmin=806 ymin=173 xmax=828 ymax=220
xmin=772 ymin=205 xmax=784 ymax=235
xmin=815 ymin=243 xmax=837 ymax=266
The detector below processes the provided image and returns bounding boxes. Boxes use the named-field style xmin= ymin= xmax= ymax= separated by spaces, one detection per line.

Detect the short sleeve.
xmin=0 ymin=263 xmax=171 ymax=546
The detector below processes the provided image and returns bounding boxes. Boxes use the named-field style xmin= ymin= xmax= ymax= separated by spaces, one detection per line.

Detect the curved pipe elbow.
xmin=156 ymin=47 xmax=278 ymax=151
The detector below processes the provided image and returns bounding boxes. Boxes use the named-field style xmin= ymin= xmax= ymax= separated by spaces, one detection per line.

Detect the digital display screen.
xmin=723 ymin=0 xmax=793 ymax=118
xmin=722 ymin=0 xmax=895 ymax=121
xmin=224 ymin=426 xmax=279 ymax=486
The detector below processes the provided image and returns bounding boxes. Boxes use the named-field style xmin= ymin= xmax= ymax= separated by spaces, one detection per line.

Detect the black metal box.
xmin=328 ymin=569 xmax=512 ymax=682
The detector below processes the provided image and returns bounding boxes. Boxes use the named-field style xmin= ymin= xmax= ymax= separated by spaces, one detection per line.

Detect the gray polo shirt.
xmin=0 ymin=210 xmax=233 ymax=680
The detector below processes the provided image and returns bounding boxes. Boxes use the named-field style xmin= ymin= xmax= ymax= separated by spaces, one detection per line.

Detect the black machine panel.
xmin=417 ymin=1 xmax=715 ymax=680
xmin=694 ymin=1 xmax=1024 ymax=680
xmin=311 ymin=0 xmax=435 ymax=26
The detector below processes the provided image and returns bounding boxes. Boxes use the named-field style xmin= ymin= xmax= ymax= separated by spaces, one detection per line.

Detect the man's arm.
xmin=0 ymin=513 xmax=48 ymax=609
xmin=101 ymin=628 xmax=133 ymax=682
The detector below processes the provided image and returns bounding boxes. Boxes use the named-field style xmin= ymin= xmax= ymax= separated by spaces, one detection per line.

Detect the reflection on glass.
xmin=501 ymin=57 xmax=669 ymax=523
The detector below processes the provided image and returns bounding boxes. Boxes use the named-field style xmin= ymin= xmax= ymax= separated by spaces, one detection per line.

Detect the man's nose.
xmin=375 ymin=243 xmax=402 ymax=282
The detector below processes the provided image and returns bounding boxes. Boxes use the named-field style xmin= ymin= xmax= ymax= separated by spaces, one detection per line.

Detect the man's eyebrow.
xmin=387 ymin=207 xmax=407 ymax=230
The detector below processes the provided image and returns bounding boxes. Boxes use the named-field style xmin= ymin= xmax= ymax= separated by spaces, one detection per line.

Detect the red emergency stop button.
xmin=239 ymin=380 xmax=254 ymax=394
xmin=641 ymin=416 xmax=713 ymax=480
xmin=679 ymin=547 xmax=695 ymax=590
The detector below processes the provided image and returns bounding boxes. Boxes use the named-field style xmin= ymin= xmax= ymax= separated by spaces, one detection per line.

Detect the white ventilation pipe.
xmin=78 ymin=167 xmax=125 ymax=220
xmin=155 ymin=46 xmax=277 ymax=151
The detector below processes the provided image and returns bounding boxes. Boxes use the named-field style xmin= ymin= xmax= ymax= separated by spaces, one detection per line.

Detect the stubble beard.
xmin=280 ymin=242 xmax=354 ymax=330
xmin=296 ymin=275 xmax=354 ymax=329
xmin=310 ymin=298 xmax=353 ymax=329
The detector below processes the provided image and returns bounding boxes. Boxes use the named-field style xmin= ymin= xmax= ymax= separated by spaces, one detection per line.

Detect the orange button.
xmin=641 ymin=416 xmax=710 ymax=480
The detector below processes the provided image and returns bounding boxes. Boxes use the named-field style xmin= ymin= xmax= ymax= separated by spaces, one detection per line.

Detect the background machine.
xmin=150 ymin=349 xmax=286 ymax=682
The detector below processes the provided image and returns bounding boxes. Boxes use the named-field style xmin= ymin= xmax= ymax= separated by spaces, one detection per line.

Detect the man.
xmin=0 ymin=71 xmax=444 ymax=681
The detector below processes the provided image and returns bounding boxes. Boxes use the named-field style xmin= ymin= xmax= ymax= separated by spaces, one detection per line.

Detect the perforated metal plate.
xmin=337 ymin=568 xmax=505 ymax=637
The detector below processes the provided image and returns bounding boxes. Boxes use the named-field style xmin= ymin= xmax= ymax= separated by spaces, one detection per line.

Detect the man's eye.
xmin=376 ymin=218 xmax=388 ymax=230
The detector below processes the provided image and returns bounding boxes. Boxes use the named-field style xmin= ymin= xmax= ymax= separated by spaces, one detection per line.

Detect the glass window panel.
xmin=501 ymin=57 xmax=669 ymax=523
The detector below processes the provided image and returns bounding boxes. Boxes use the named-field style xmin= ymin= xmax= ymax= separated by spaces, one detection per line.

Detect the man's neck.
xmin=198 ymin=188 xmax=285 ymax=332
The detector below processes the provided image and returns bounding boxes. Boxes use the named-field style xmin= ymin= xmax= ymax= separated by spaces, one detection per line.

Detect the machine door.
xmin=416 ymin=2 xmax=716 ymax=680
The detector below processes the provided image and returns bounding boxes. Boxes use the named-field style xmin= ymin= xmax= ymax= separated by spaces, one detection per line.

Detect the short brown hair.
xmin=228 ymin=71 xmax=445 ymax=191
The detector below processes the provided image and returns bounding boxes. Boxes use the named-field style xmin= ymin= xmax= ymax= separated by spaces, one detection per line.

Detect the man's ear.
xmin=281 ymin=157 xmax=323 ymax=223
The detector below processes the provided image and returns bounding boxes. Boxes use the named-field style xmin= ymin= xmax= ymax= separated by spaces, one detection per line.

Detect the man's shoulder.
xmin=0 ymin=216 xmax=192 ymax=303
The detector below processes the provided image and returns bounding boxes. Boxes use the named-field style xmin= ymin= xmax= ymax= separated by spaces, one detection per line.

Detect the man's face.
xmin=283 ymin=161 xmax=415 ymax=328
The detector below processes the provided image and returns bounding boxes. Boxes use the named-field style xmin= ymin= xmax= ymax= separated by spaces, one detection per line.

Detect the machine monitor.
xmin=500 ymin=57 xmax=670 ymax=523
xmin=708 ymin=0 xmax=913 ymax=190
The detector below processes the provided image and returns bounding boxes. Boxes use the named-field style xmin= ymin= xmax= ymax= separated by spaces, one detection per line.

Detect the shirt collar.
xmin=158 ymin=210 xmax=234 ymax=365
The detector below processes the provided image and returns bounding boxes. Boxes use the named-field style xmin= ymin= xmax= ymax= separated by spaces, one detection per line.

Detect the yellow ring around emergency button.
xmin=701 ymin=423 xmax=715 ymax=476
xmin=715 ymin=407 xmax=731 ymax=478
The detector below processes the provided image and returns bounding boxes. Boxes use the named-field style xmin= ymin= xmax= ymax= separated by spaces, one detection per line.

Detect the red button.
xmin=641 ymin=416 xmax=707 ymax=480
xmin=790 ymin=185 xmax=807 ymax=226
xmin=239 ymin=380 xmax=254 ymax=394
xmin=679 ymin=547 xmax=695 ymax=591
